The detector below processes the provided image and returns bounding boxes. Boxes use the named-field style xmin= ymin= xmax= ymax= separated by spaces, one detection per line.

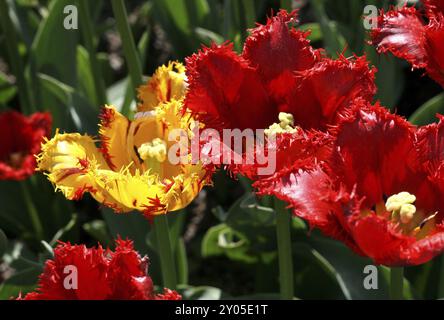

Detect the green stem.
xmin=0 ymin=0 xmax=33 ymax=113
xmin=111 ymin=0 xmax=144 ymax=92
xmin=21 ymin=181 xmax=43 ymax=240
xmin=154 ymin=214 xmax=177 ymax=290
xmin=275 ymin=198 xmax=294 ymax=300
xmin=390 ymin=267 xmax=404 ymax=300
xmin=176 ymin=237 xmax=189 ymax=285
xmin=78 ymin=0 xmax=107 ymax=106
xmin=438 ymin=255 xmax=444 ymax=298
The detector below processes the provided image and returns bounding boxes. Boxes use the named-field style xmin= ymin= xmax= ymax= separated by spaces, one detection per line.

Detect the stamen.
xmin=265 ymin=112 xmax=298 ymax=136
xmin=138 ymin=138 xmax=167 ymax=163
xmin=385 ymin=191 xmax=417 ymax=224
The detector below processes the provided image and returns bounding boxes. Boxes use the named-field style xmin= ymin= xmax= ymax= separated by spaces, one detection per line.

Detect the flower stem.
xmin=21 ymin=181 xmax=43 ymax=240
xmin=78 ymin=0 xmax=107 ymax=106
xmin=0 ymin=0 xmax=33 ymax=113
xmin=111 ymin=0 xmax=144 ymax=92
xmin=275 ymin=198 xmax=294 ymax=300
xmin=390 ymin=267 xmax=404 ymax=300
xmin=154 ymin=214 xmax=177 ymax=290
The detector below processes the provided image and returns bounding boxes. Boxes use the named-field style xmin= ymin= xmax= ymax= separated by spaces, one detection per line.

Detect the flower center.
xmin=138 ymin=138 xmax=167 ymax=163
xmin=385 ymin=191 xmax=417 ymax=224
xmin=264 ymin=112 xmax=298 ymax=136
xmin=384 ymin=191 xmax=439 ymax=238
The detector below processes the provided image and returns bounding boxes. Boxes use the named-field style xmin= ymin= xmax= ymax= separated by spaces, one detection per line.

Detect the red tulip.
xmin=371 ymin=3 xmax=444 ymax=88
xmin=185 ymin=10 xmax=375 ymax=183
xmin=19 ymin=239 xmax=181 ymax=300
xmin=0 ymin=110 xmax=51 ymax=181
xmin=267 ymin=99 xmax=444 ymax=266
xmin=186 ymin=10 xmax=376 ymax=132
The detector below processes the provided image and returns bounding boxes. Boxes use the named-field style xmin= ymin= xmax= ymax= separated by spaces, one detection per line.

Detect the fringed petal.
xmin=137 ymin=61 xmax=187 ymax=112
xmin=286 ymin=55 xmax=376 ymax=130
xmin=370 ymin=6 xmax=427 ymax=69
xmin=185 ymin=43 xmax=275 ymax=130
xmin=243 ymin=9 xmax=320 ymax=83
xmin=329 ymin=100 xmax=416 ymax=208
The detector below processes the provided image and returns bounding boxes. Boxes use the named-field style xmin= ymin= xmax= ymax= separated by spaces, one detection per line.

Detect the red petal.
xmin=424 ymin=0 xmax=444 ymax=16
xmin=399 ymin=225 xmax=444 ymax=265
xmin=156 ymin=288 xmax=182 ymax=300
xmin=424 ymin=16 xmax=444 ymax=87
xmin=285 ymin=56 xmax=376 ymax=130
xmin=349 ymin=213 xmax=414 ymax=266
xmin=329 ymin=100 xmax=415 ymax=208
xmin=107 ymin=239 xmax=155 ymax=300
xmin=185 ymin=43 xmax=275 ymax=130
xmin=414 ymin=114 xmax=444 ymax=218
xmin=415 ymin=114 xmax=444 ymax=175
xmin=232 ymin=129 xmax=331 ymax=182
xmin=21 ymin=239 xmax=160 ymax=300
xmin=371 ymin=7 xmax=427 ymax=69
xmin=0 ymin=111 xmax=52 ymax=181
xmin=260 ymin=166 xmax=360 ymax=251
xmin=243 ymin=9 xmax=320 ymax=83
xmin=349 ymin=212 xmax=444 ymax=266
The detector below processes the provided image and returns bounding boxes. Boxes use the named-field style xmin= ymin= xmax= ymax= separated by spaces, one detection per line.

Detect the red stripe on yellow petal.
xmin=99 ymin=105 xmax=131 ymax=171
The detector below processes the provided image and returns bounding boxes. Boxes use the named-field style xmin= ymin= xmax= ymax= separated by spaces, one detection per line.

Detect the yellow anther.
xmin=138 ymin=138 xmax=167 ymax=162
xmin=400 ymin=204 xmax=416 ymax=224
xmin=265 ymin=112 xmax=298 ymax=135
xmin=278 ymin=112 xmax=294 ymax=127
xmin=385 ymin=191 xmax=417 ymax=224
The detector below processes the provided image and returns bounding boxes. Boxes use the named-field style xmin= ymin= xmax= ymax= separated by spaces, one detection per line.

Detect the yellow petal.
xmin=137 ymin=61 xmax=187 ymax=112
xmin=89 ymin=161 xmax=211 ymax=216
xmin=37 ymin=132 xmax=108 ymax=201
xmin=98 ymin=105 xmax=132 ymax=171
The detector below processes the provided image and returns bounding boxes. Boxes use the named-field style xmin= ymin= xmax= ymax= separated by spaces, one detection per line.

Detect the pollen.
xmin=264 ymin=112 xmax=298 ymax=136
xmin=385 ymin=191 xmax=417 ymax=224
xmin=138 ymin=138 xmax=167 ymax=162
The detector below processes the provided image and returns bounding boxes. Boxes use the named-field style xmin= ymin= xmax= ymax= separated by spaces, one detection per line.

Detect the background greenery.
xmin=0 ymin=0 xmax=443 ymax=300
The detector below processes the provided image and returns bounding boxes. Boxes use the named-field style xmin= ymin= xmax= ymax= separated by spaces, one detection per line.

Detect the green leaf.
xmin=0 ymin=241 xmax=42 ymax=299
xmin=49 ymin=213 xmax=78 ymax=246
xmin=38 ymin=73 xmax=98 ymax=134
xmin=0 ymin=229 xmax=7 ymax=257
xmin=31 ymin=0 xmax=78 ymax=87
xmin=409 ymin=93 xmax=444 ymax=126
xmin=0 ymin=181 xmax=32 ymax=236
xmin=194 ymin=27 xmax=224 ymax=46
xmin=76 ymin=46 xmax=97 ymax=107
xmin=299 ymin=23 xmax=322 ymax=42
xmin=179 ymin=285 xmax=223 ymax=300
xmin=311 ymin=0 xmax=349 ymax=57
xmin=0 ymin=72 xmax=17 ymax=106
xmin=102 ymin=208 xmax=151 ymax=254
xmin=201 ymin=223 xmax=256 ymax=264
xmin=83 ymin=220 xmax=112 ymax=246
xmin=0 ymin=267 xmax=41 ymax=299
xmin=31 ymin=0 xmax=79 ymax=128
xmin=307 ymin=235 xmax=390 ymax=299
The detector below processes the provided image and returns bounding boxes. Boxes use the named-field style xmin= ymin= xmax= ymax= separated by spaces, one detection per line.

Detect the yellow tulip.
xmin=37 ymin=62 xmax=212 ymax=217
